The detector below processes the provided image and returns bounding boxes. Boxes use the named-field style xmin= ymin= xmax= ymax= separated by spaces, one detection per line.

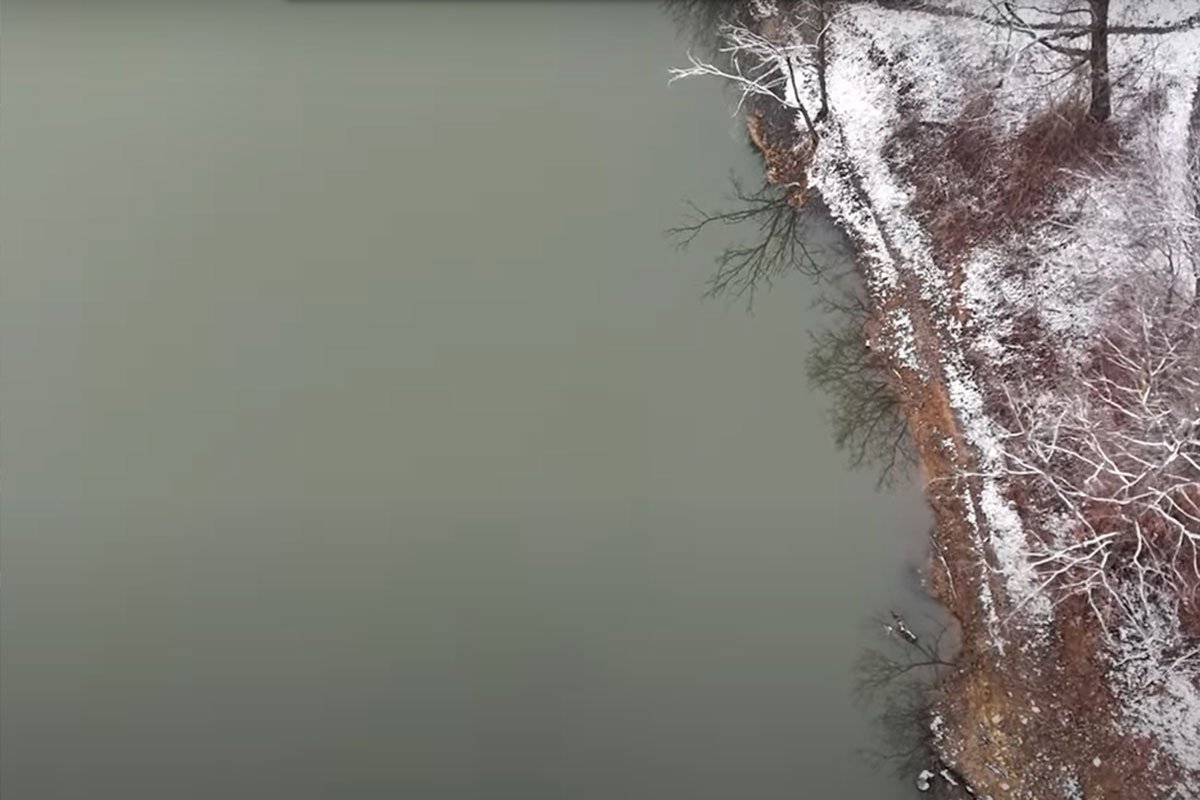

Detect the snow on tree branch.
xmin=990 ymin=286 xmax=1200 ymax=635
xmin=668 ymin=18 xmax=824 ymax=143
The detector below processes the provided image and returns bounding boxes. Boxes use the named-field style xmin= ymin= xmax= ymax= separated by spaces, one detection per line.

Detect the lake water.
xmin=1 ymin=2 xmax=931 ymax=798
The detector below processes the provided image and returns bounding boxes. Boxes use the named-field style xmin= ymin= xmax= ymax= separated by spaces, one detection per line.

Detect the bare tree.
xmin=1087 ymin=0 xmax=1111 ymax=121
xmin=669 ymin=14 xmax=823 ymax=144
xmin=671 ymin=0 xmax=1200 ymax=131
xmin=992 ymin=1 xmax=1112 ymax=121
xmin=990 ymin=286 xmax=1200 ymax=632
xmin=811 ymin=0 xmax=831 ymax=122
xmin=666 ymin=0 xmax=835 ymax=119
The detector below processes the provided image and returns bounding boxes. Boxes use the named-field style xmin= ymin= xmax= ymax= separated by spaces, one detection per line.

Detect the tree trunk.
xmin=784 ymin=55 xmax=820 ymax=144
xmin=1088 ymin=0 xmax=1111 ymax=121
xmin=815 ymin=0 xmax=829 ymax=122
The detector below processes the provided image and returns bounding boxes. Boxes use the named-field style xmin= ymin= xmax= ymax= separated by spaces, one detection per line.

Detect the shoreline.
xmin=699 ymin=2 xmax=1200 ymax=796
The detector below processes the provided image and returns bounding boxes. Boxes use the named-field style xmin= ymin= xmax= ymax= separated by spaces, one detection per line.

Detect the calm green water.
xmin=1 ymin=2 xmax=929 ymax=798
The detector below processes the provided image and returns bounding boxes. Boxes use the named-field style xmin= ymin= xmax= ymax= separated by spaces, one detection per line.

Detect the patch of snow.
xmin=929 ymin=712 xmax=945 ymax=742
xmin=885 ymin=307 xmax=921 ymax=374
xmin=1111 ymin=596 xmax=1200 ymax=790
xmin=959 ymin=484 xmax=1005 ymax=652
xmin=1061 ymin=774 xmax=1084 ymax=800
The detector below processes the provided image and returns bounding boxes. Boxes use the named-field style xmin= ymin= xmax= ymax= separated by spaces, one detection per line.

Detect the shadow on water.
xmin=670 ymin=179 xmax=967 ymax=797
xmin=664 ymin=4 xmax=964 ymax=794
xmin=670 ymin=166 xmax=951 ymax=797
xmin=666 ymin=166 xmax=915 ymax=489
xmin=853 ymin=608 xmax=964 ymax=792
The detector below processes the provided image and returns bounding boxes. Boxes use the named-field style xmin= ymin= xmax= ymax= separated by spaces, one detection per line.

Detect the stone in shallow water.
xmin=916 ymin=769 xmax=934 ymax=792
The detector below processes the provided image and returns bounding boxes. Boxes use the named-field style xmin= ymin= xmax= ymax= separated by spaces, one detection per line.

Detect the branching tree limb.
xmin=669 ymin=18 xmax=824 ymax=144
xmin=991 ymin=287 xmax=1200 ymax=635
xmin=905 ymin=1 xmax=1200 ymax=36
xmin=989 ymin=1 xmax=1112 ymax=120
